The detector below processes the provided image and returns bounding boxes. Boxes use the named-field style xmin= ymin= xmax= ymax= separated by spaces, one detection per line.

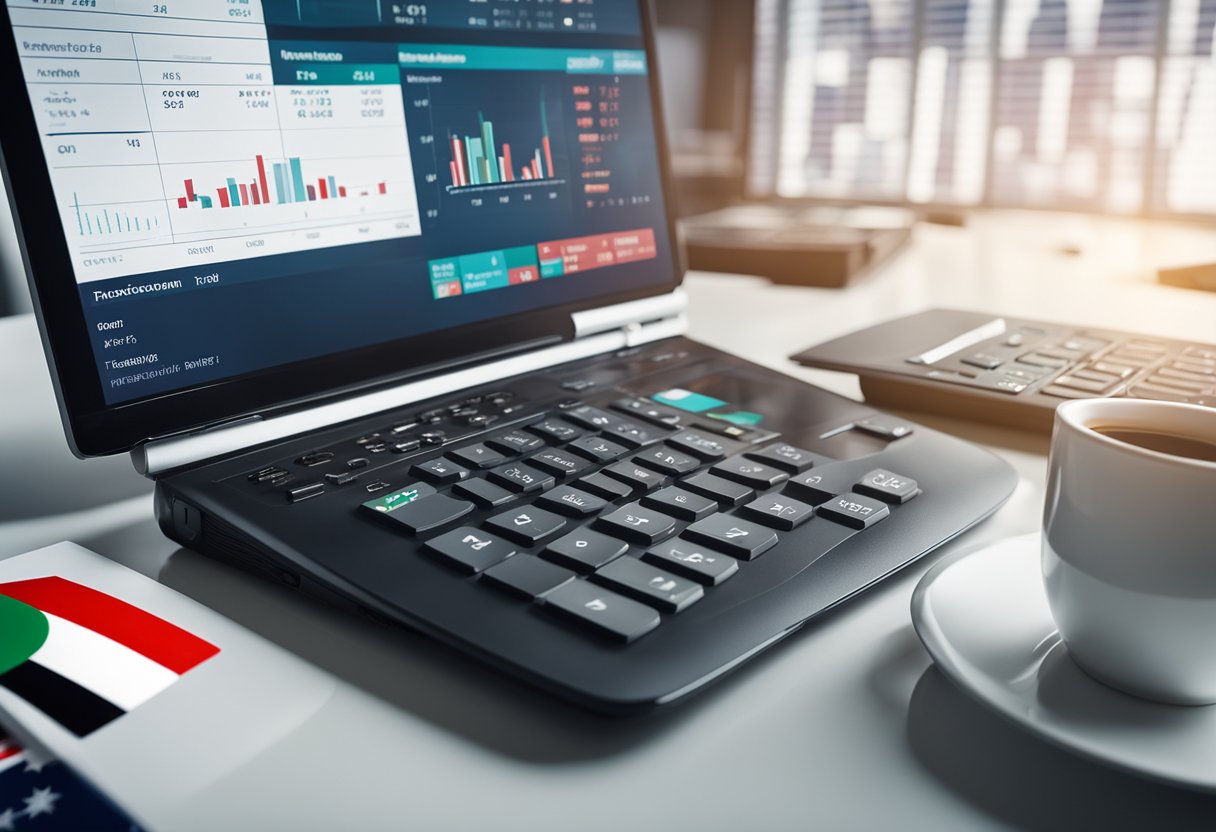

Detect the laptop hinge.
xmin=570 ymin=287 xmax=687 ymax=341
xmin=132 ymin=289 xmax=689 ymax=477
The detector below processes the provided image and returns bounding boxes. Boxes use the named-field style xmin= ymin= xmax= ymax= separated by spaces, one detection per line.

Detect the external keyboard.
xmin=793 ymin=308 xmax=1216 ymax=432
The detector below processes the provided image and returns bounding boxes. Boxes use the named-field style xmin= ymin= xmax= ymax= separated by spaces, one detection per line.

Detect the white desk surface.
xmin=3 ymin=209 xmax=1216 ymax=830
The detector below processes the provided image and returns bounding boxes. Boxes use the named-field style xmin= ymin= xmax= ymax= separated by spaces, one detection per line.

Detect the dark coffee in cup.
xmin=1092 ymin=426 xmax=1216 ymax=463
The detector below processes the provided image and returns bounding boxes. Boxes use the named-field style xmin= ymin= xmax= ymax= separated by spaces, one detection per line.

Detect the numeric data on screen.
xmin=10 ymin=0 xmax=422 ymax=283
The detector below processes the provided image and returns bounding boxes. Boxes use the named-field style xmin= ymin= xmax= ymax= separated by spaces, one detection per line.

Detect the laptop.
xmin=0 ymin=0 xmax=1015 ymax=712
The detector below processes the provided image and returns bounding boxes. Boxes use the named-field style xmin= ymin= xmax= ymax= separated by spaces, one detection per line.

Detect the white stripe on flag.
xmin=28 ymin=613 xmax=178 ymax=712
xmin=0 ymin=753 xmax=25 ymax=776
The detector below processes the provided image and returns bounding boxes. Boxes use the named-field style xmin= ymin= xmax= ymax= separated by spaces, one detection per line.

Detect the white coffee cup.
xmin=1042 ymin=398 xmax=1216 ymax=705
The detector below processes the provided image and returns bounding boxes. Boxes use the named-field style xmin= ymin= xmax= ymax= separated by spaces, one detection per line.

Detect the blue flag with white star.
xmin=0 ymin=730 xmax=141 ymax=831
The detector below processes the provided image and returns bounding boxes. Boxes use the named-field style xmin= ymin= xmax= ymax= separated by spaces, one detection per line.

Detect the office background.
xmin=2 ymin=2 xmax=1216 ymax=826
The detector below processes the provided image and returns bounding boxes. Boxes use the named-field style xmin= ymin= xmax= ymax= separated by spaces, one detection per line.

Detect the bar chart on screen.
xmin=13 ymin=0 xmax=421 ymax=282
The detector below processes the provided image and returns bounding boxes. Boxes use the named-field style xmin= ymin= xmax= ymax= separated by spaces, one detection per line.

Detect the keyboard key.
xmin=528 ymin=420 xmax=583 ymax=443
xmin=390 ymin=438 xmax=422 ymax=454
xmin=1071 ymin=368 xmax=1123 ymax=385
xmin=683 ymin=515 xmax=778 ymax=560
xmin=1143 ymin=374 xmax=1211 ymax=394
xmin=1127 ymin=382 xmax=1207 ymax=404
xmin=1018 ymin=352 xmax=1071 ymax=369
xmin=597 ymin=501 xmax=678 ymax=544
xmin=852 ymin=417 xmax=914 ymax=440
xmin=286 ymin=482 xmax=324 ymax=503
xmin=634 ymin=446 xmax=700 ymax=475
xmin=481 ymin=554 xmax=575 ymax=599
xmin=854 ymin=470 xmax=920 ymax=504
xmin=543 ymin=529 xmax=629 ymax=573
xmin=424 ymin=527 xmax=516 ymax=574
xmin=543 ymin=581 xmax=660 ymax=643
xmin=1105 ymin=350 xmax=1160 ymax=368
xmin=711 ymin=456 xmax=789 ymax=489
xmin=249 ymin=465 xmax=289 ymax=483
xmin=667 ymin=431 xmax=729 ymax=461
xmin=605 ymin=421 xmax=664 ymax=449
xmin=592 ymin=557 xmax=704 ymax=613
xmin=576 ymin=472 xmax=633 ymax=500
xmin=411 ymin=457 xmax=470 ymax=485
xmin=961 ymin=353 xmax=1003 ymax=370
xmin=745 ymin=443 xmax=823 ymax=474
xmin=740 ymin=494 xmax=815 ymax=530
xmin=487 ymin=463 xmax=555 ymax=494
xmin=484 ymin=506 xmax=567 ymax=546
xmin=568 ymin=435 xmax=629 ymax=463
xmin=1089 ymin=361 xmax=1137 ymax=378
xmin=680 ymin=472 xmax=754 ymax=507
xmin=487 ymin=430 xmax=544 ymax=455
xmin=448 ymin=444 xmax=507 ymax=469
xmin=1040 ymin=384 xmax=1103 ymax=400
xmin=1156 ymin=366 xmax=1216 ymax=385
xmin=785 ymin=466 xmax=858 ymax=504
xmin=376 ymin=493 xmax=474 ymax=534
xmin=641 ymin=486 xmax=717 ymax=521
xmin=1173 ymin=360 xmax=1216 ymax=376
xmin=817 ymin=492 xmax=891 ymax=529
xmin=611 ymin=397 xmax=685 ymax=427
xmin=452 ymin=477 xmax=516 ymax=508
xmin=644 ymin=540 xmax=739 ymax=585
xmin=535 ymin=486 xmax=608 ymax=518
xmin=603 ymin=461 xmax=666 ymax=493
xmin=1050 ymin=374 xmax=1118 ymax=394
xmin=528 ymin=449 xmax=592 ymax=478
xmin=361 ymin=482 xmax=437 ymax=515
xmin=562 ymin=405 xmax=622 ymax=431
xmin=295 ymin=450 xmax=334 ymax=467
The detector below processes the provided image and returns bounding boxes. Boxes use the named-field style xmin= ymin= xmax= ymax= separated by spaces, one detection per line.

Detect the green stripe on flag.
xmin=0 ymin=593 xmax=49 ymax=675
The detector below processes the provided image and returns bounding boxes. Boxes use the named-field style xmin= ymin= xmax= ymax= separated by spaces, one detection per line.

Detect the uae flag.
xmin=0 ymin=577 xmax=219 ymax=737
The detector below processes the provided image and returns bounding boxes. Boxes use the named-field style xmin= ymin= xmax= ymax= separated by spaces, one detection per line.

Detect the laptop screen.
xmin=5 ymin=0 xmax=675 ymax=408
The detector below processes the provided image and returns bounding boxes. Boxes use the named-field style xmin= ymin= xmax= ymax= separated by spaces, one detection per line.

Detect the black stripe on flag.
xmin=0 ymin=662 xmax=124 ymax=737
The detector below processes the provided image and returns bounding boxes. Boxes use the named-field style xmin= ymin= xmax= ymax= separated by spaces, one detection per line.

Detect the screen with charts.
xmin=749 ymin=0 xmax=1216 ymax=216
xmin=5 ymin=0 xmax=672 ymax=404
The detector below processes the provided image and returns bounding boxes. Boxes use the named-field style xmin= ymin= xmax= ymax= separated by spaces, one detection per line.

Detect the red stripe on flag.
xmin=0 ymin=740 xmax=20 ymax=762
xmin=0 ymin=578 xmax=219 ymax=674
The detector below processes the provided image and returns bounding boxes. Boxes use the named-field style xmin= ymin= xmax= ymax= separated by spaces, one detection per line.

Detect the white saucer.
xmin=911 ymin=532 xmax=1216 ymax=793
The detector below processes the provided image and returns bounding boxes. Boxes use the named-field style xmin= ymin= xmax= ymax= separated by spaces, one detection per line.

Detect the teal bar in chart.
xmin=289 ymin=157 xmax=306 ymax=203
xmin=273 ymin=163 xmax=287 ymax=204
xmin=479 ymin=115 xmax=499 ymax=183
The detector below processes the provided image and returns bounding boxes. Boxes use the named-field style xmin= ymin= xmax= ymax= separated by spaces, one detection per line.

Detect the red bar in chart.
xmin=177 ymin=197 xmax=188 ymax=208
xmin=450 ymin=137 xmax=467 ymax=187
xmin=318 ymin=178 xmax=328 ymax=199
xmin=184 ymin=179 xmax=195 ymax=202
xmin=542 ymin=135 xmax=554 ymax=178
xmin=239 ymin=183 xmax=250 ymax=205
xmin=217 ymin=188 xmax=230 ymax=208
xmin=255 ymin=154 xmax=270 ymax=204
xmin=378 ymin=182 xmax=386 ymax=194
xmin=250 ymin=182 xmax=261 ymax=205
xmin=502 ymin=144 xmax=513 ymax=182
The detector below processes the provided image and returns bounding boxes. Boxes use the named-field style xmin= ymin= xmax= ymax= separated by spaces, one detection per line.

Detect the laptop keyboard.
xmin=292 ymin=397 xmax=925 ymax=644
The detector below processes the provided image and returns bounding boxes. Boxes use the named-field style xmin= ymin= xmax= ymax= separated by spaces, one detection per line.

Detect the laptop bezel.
xmin=0 ymin=0 xmax=684 ymax=459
